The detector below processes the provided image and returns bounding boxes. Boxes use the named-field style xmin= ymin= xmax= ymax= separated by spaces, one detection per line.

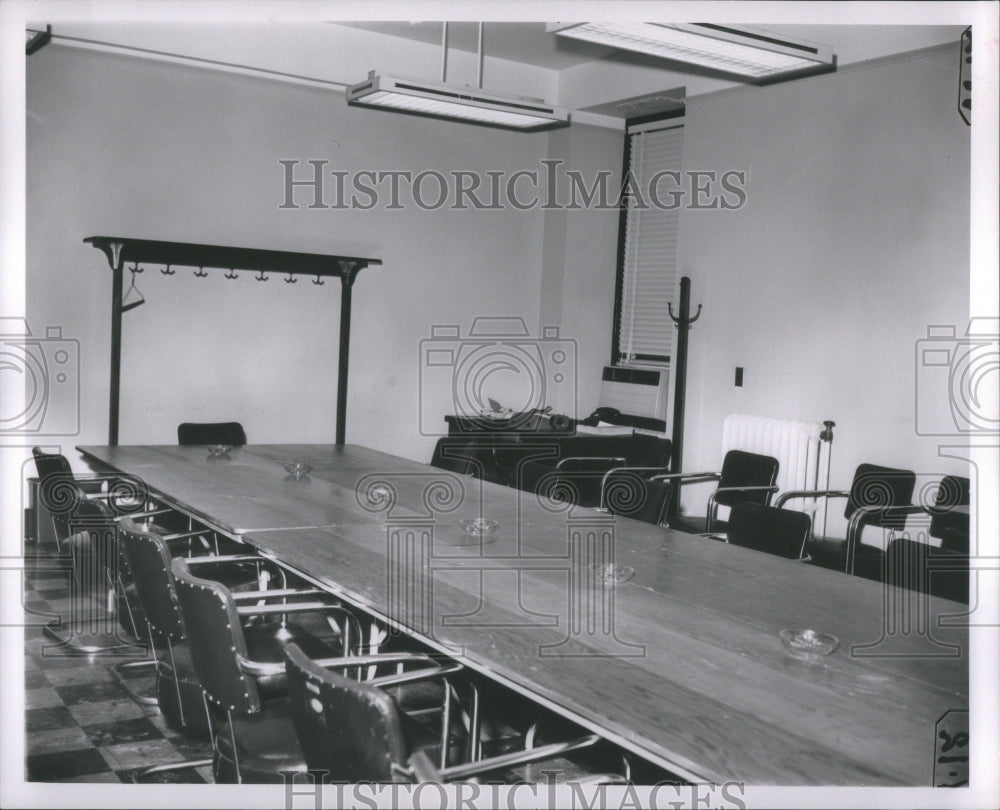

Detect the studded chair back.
xmin=172 ymin=557 xmax=263 ymax=714
xmin=727 ymin=502 xmax=811 ymax=559
xmin=32 ymin=447 xmax=85 ymax=546
xmin=715 ymin=451 xmax=780 ymax=508
xmin=120 ymin=519 xmax=186 ymax=642
xmin=285 ymin=643 xmax=408 ymax=782
xmin=177 ymin=422 xmax=247 ymax=446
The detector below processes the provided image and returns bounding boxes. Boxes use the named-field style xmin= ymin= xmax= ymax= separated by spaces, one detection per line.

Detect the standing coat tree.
xmin=666 ymin=276 xmax=701 ymax=518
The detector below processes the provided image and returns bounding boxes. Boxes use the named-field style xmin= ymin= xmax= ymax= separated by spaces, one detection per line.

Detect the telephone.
xmin=578 ymin=407 xmax=621 ymax=428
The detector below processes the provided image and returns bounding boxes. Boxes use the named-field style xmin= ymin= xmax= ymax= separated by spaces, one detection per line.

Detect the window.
xmin=613 ymin=117 xmax=684 ymax=366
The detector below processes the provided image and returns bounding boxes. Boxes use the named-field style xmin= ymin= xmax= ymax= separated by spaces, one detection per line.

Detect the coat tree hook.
xmin=131 ymin=261 xmax=144 ymax=274
xmin=224 ymin=268 xmax=239 ymax=280
xmin=194 ymin=266 xmax=209 ymax=277
xmin=255 ymin=270 xmax=269 ymax=282
xmin=312 ymin=274 xmax=325 ymax=286
xmin=668 ymin=301 xmax=702 ymax=329
xmin=284 ymin=273 xmax=297 ymax=284
xmin=160 ymin=264 xmax=175 ymax=275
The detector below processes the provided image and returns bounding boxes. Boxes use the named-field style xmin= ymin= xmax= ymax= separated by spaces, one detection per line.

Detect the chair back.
xmin=32 ymin=447 xmax=84 ymax=543
xmin=120 ymin=519 xmax=186 ymax=642
xmin=603 ymin=471 xmax=672 ymax=526
xmin=172 ymin=557 xmax=262 ymax=713
xmin=177 ymin=422 xmax=247 ymax=446
xmin=716 ymin=451 xmax=780 ymax=507
xmin=845 ymin=464 xmax=915 ymax=523
xmin=929 ymin=475 xmax=970 ymax=543
xmin=885 ymin=537 xmax=968 ymax=604
xmin=727 ymin=502 xmax=811 ymax=559
xmin=624 ymin=434 xmax=672 ymax=468
xmin=285 ymin=643 xmax=408 ymax=782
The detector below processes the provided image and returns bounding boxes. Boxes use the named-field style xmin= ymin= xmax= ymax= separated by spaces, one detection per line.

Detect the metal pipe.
xmin=441 ymin=22 xmax=448 ymax=82
xmin=477 ymin=22 xmax=484 ymax=88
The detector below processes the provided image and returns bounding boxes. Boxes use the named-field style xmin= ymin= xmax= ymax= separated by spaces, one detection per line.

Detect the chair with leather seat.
xmin=598 ymin=469 xmax=673 ymax=526
xmin=885 ymin=536 xmax=969 ymax=604
xmin=521 ymin=433 xmax=672 ymax=511
xmin=659 ymin=450 xmax=780 ymax=535
xmin=171 ymin=555 xmax=363 ymax=783
xmin=724 ymin=502 xmax=812 ymax=560
xmin=928 ymin=475 xmax=970 ymax=551
xmin=177 ymin=421 xmax=247 ymax=446
xmin=284 ymin=643 xmax=625 ymax=785
xmin=776 ymin=463 xmax=916 ymax=578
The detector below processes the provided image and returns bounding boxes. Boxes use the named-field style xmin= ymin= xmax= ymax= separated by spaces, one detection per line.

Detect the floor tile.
xmin=54 ymin=771 xmax=124 ymax=783
xmin=26 ymin=747 xmax=112 ymax=781
xmin=25 ymin=706 xmax=77 ymax=732
xmin=55 ymin=680 xmax=132 ymax=705
xmin=25 ymin=687 xmax=66 ymax=710
xmin=117 ymin=763 xmax=208 ymax=784
xmin=26 ymin=726 xmax=95 ymax=756
xmin=67 ymin=697 xmax=146 ymax=726
xmin=25 ymin=669 xmax=48 ymax=690
xmin=43 ymin=664 xmax=115 ymax=687
xmin=98 ymin=738 xmax=185 ymax=772
xmin=83 ymin=716 xmax=162 ymax=747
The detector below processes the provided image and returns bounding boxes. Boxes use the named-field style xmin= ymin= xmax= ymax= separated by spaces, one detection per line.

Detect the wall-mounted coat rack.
xmin=85 ymin=236 xmax=382 ymax=446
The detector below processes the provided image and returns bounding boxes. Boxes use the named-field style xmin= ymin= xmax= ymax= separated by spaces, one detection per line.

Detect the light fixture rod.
xmin=441 ymin=22 xmax=448 ymax=82
xmin=477 ymin=22 xmax=484 ymax=89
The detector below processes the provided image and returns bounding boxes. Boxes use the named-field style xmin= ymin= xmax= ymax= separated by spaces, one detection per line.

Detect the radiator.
xmin=721 ymin=413 xmax=833 ymax=508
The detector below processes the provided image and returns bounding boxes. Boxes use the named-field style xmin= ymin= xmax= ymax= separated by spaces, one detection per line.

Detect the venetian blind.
xmin=617 ymin=122 xmax=684 ymax=364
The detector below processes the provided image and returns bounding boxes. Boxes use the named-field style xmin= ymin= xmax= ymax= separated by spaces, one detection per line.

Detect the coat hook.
xmin=224 ymin=268 xmax=239 ymax=280
xmin=131 ymin=261 xmax=144 ymax=274
xmin=255 ymin=270 xmax=269 ymax=282
xmin=312 ymin=274 xmax=325 ymax=286
xmin=667 ymin=302 xmax=703 ymax=327
xmin=284 ymin=273 xmax=297 ymax=284
xmin=160 ymin=264 xmax=175 ymax=276
xmin=194 ymin=266 xmax=209 ymax=278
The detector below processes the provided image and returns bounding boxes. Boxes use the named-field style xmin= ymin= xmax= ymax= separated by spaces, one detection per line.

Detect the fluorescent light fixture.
xmin=548 ymin=22 xmax=836 ymax=83
xmin=347 ymin=72 xmax=569 ymax=130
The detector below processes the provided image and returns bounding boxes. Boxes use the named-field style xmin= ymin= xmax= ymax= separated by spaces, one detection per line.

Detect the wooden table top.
xmin=78 ymin=443 xmax=969 ymax=786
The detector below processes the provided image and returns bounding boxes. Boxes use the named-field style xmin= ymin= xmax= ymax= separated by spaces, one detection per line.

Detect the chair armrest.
xmin=598 ymin=466 xmax=674 ymax=509
xmin=414 ymin=733 xmax=601 ymax=782
xmin=231 ymin=588 xmax=324 ymax=601
xmin=236 ymin=601 xmax=336 ymax=617
xmin=775 ymin=489 xmax=849 ymax=508
xmin=648 ymin=471 xmax=720 ymax=484
xmin=185 ymin=554 xmax=262 ymax=565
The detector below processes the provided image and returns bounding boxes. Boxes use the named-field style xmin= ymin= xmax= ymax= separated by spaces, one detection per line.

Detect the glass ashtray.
xmin=588 ymin=563 xmax=635 ymax=584
xmin=284 ymin=462 xmax=313 ymax=480
xmin=779 ymin=629 xmax=840 ymax=657
xmin=461 ymin=518 xmax=498 ymax=537
xmin=206 ymin=444 xmax=233 ymax=460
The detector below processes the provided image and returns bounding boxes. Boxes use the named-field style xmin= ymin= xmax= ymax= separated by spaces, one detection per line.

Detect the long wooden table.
xmin=78 ymin=443 xmax=969 ymax=786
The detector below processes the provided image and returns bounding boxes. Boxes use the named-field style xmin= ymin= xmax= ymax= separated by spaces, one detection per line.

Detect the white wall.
xmin=673 ymin=45 xmax=970 ymax=516
xmin=26 ymin=44 xmax=556 ymax=464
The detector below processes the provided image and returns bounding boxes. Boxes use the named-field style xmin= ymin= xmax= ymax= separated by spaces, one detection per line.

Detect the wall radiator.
xmin=721 ymin=413 xmax=835 ymax=511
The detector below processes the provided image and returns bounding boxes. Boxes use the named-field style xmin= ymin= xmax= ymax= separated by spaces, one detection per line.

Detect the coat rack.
xmin=666 ymin=275 xmax=702 ymax=518
xmin=85 ymin=236 xmax=381 ymax=446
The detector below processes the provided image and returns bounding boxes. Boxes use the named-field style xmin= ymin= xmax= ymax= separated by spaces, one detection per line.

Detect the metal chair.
xmin=776 ymin=463 xmax=916 ymax=578
xmin=177 ymin=421 xmax=247 ymax=446
xmin=660 ymin=450 xmax=780 ymax=534
xmin=284 ymin=643 xmax=624 ymax=784
xmin=598 ymin=469 xmax=673 ymax=526
xmin=171 ymin=555 xmax=361 ymax=783
xmin=885 ymin=536 xmax=969 ymax=604
xmin=724 ymin=502 xmax=812 ymax=560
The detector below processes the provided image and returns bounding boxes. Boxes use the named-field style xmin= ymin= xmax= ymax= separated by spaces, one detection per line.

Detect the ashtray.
xmin=779 ymin=629 xmax=840 ymax=657
xmin=461 ymin=518 xmax=498 ymax=537
xmin=284 ymin=462 xmax=313 ymax=480
xmin=206 ymin=444 xmax=233 ymax=460
xmin=588 ymin=563 xmax=635 ymax=584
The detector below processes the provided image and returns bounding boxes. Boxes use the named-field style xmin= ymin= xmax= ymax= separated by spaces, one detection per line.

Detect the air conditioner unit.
xmin=599 ymin=365 xmax=669 ymax=423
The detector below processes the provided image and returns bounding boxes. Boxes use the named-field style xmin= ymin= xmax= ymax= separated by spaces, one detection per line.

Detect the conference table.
xmin=78 ymin=443 xmax=969 ymax=787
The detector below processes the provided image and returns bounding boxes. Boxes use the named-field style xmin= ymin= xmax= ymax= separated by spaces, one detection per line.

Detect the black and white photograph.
xmin=1 ymin=1 xmax=998 ymax=808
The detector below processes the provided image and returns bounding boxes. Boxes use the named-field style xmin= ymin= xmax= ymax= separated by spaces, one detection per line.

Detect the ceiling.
xmin=342 ymin=21 xmax=963 ymax=74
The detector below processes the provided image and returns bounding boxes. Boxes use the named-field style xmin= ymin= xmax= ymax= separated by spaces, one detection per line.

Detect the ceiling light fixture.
xmin=548 ymin=22 xmax=836 ymax=84
xmin=347 ymin=23 xmax=569 ymax=131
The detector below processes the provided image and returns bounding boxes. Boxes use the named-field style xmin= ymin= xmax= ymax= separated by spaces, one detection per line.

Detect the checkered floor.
xmin=22 ymin=546 xmax=215 ymax=784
